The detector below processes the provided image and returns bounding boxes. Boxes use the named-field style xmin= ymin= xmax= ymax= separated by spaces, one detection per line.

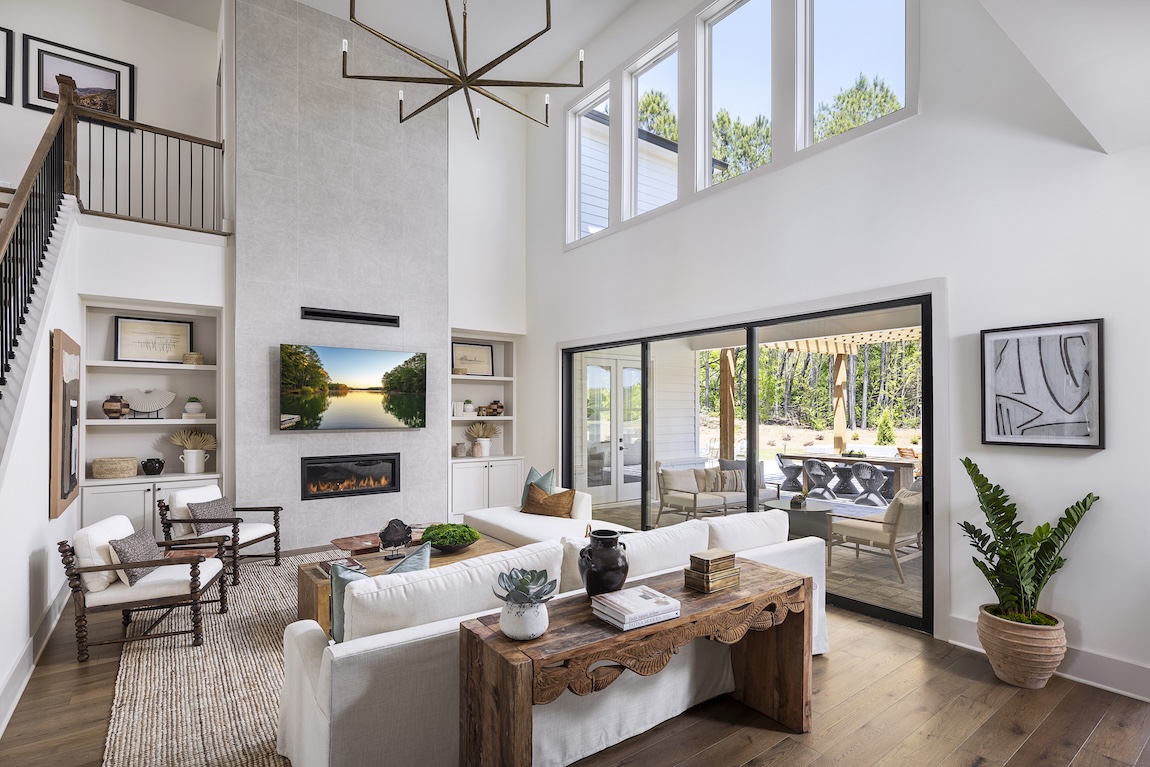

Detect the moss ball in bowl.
xmin=421 ymin=523 xmax=481 ymax=553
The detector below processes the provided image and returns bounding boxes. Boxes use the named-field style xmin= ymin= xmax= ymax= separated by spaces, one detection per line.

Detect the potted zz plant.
xmin=959 ymin=457 xmax=1099 ymax=689
xmin=493 ymin=568 xmax=557 ymax=640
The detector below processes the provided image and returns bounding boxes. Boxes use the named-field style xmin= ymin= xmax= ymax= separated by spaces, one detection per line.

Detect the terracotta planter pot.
xmin=976 ymin=604 xmax=1066 ymax=689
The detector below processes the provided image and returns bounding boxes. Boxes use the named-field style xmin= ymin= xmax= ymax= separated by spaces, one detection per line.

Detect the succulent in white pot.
xmin=493 ymin=568 xmax=556 ymax=640
xmin=184 ymin=396 xmax=204 ymax=414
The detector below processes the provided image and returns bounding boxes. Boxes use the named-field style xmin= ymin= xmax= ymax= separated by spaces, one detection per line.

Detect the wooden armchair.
xmin=157 ymin=484 xmax=282 ymax=585
xmin=654 ymin=462 xmax=729 ymax=526
xmin=826 ymin=488 xmax=923 ymax=583
xmin=58 ymin=515 xmax=229 ymax=662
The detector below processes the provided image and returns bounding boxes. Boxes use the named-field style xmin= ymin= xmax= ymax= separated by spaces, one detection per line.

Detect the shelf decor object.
xmin=22 ymin=34 xmax=135 ymax=120
xmin=980 ymin=319 xmax=1104 ymax=449
xmin=102 ymin=395 xmax=130 ymax=419
xmin=92 ymin=457 xmax=137 ymax=479
xmin=50 ymin=330 xmax=81 ymax=518
xmin=340 ymin=0 xmax=584 ymax=139
xmin=452 ymin=342 xmax=493 ymax=376
xmin=119 ymin=387 xmax=176 ymax=418
xmin=114 ymin=317 xmax=192 ymax=363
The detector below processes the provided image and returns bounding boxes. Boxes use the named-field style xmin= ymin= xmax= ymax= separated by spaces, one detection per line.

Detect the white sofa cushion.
xmin=706 ymin=510 xmax=789 ymax=552
xmin=618 ymin=519 xmax=709 ymax=579
xmin=465 ymin=505 xmax=631 ymax=548
xmin=343 ymin=540 xmax=564 ymax=641
xmin=73 ymin=515 xmax=135 ymax=593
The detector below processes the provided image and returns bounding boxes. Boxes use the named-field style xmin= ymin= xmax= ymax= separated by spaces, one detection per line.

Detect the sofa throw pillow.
xmin=522 ymin=483 xmax=576 ymax=518
xmin=661 ymin=469 xmax=698 ymax=493
xmin=521 ymin=467 xmax=556 ymax=507
xmin=718 ymin=459 xmax=768 ymax=489
xmin=330 ymin=564 xmax=370 ymax=643
xmin=692 ymin=468 xmax=723 ymax=493
xmin=108 ymin=528 xmax=164 ymax=586
xmin=883 ymin=488 xmax=923 ymax=528
xmin=386 ymin=542 xmax=431 ymax=574
xmin=718 ymin=469 xmax=746 ymax=492
xmin=186 ymin=496 xmax=234 ymax=535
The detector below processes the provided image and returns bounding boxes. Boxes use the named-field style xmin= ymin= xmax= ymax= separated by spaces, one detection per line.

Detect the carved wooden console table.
xmin=459 ymin=559 xmax=812 ymax=766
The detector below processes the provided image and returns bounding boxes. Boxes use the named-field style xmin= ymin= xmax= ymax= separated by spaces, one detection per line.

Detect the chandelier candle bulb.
xmin=579 ymin=49 xmax=584 ymax=62
xmin=342 ymin=39 xmax=348 ymax=52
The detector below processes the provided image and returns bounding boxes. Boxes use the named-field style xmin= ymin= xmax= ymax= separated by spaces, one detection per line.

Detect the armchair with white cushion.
xmin=57 ymin=515 xmax=229 ymax=661
xmin=827 ymin=488 xmax=923 ymax=583
xmin=157 ymin=484 xmax=282 ymax=585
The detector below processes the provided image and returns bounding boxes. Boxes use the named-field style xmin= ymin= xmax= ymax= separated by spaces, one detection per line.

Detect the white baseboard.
xmin=948 ymin=615 xmax=1150 ymax=703
xmin=0 ymin=583 xmax=69 ymax=738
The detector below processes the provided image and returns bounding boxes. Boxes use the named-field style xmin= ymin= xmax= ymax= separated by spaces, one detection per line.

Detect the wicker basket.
xmin=92 ymin=457 xmax=138 ymax=479
xmin=182 ymin=352 xmax=205 ymax=365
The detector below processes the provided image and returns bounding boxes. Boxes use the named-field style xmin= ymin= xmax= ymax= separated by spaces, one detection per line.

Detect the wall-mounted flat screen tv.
xmin=279 ymin=344 xmax=426 ymax=430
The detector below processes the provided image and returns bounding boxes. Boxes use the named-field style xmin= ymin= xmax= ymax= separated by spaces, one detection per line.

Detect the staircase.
xmin=0 ymin=186 xmax=13 ymax=226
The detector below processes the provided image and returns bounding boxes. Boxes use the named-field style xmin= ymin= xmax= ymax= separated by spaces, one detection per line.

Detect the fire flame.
xmin=307 ymin=475 xmax=390 ymax=494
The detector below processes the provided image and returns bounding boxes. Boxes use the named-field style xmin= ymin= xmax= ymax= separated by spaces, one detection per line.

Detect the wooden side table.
xmin=459 ymin=560 xmax=811 ymax=766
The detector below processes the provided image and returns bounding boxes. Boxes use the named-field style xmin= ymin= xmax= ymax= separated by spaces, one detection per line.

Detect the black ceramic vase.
xmin=140 ymin=458 xmax=165 ymax=475
xmin=578 ymin=530 xmax=629 ymax=596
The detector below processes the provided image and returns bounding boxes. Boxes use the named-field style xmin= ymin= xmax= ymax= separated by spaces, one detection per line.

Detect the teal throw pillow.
xmin=330 ymin=564 xmax=369 ymax=643
xmin=521 ymin=467 xmax=556 ymax=507
xmin=386 ymin=542 xmax=431 ymax=574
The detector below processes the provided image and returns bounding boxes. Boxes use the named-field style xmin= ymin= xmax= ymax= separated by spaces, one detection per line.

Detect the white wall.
xmin=518 ymin=0 xmax=1150 ymax=699
xmin=448 ymin=89 xmax=528 ymax=335
xmin=0 ymin=202 xmax=82 ymax=733
xmin=0 ymin=0 xmax=218 ymax=186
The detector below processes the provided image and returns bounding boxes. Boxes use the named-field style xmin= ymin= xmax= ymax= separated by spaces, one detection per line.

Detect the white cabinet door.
xmin=81 ymin=485 xmax=153 ymax=534
xmin=486 ymin=458 xmax=524 ymax=508
xmin=451 ymin=462 xmax=490 ymax=515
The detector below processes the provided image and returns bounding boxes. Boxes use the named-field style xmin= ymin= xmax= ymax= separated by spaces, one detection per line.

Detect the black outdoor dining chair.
xmin=851 ymin=462 xmax=888 ymax=506
xmin=804 ymin=458 xmax=837 ymax=500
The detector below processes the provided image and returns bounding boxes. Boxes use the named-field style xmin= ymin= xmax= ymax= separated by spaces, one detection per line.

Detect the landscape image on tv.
xmin=280 ymin=344 xmax=426 ymax=430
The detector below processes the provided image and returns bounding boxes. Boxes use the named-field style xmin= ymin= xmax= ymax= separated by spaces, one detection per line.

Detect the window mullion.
xmin=608 ymin=70 xmax=625 ymax=229
xmin=773 ymin=0 xmax=801 ymax=160
xmin=677 ymin=24 xmax=697 ymax=203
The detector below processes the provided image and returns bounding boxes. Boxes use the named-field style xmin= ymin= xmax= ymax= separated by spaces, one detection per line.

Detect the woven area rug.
xmin=103 ymin=551 xmax=336 ymax=767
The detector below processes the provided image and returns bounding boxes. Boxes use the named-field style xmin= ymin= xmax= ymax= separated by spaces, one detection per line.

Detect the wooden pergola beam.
xmin=719 ymin=348 xmax=735 ymax=460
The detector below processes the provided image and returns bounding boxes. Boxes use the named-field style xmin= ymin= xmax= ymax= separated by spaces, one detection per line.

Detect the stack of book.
xmin=591 ymin=585 xmax=680 ymax=630
xmin=182 ymin=411 xmax=207 ymax=420
xmin=683 ymin=548 xmax=740 ymax=593
xmin=317 ymin=557 xmax=366 ymax=575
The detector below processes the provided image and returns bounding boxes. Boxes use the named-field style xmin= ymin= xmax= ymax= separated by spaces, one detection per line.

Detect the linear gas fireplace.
xmin=301 ymin=453 xmax=400 ymax=500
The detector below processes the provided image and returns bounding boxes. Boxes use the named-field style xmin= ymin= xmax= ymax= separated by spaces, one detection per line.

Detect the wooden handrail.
xmin=72 ymin=106 xmax=225 ymax=150
xmin=0 ymin=77 xmax=74 ymax=256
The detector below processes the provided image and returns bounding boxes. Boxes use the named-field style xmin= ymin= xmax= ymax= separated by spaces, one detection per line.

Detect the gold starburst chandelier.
xmin=342 ymin=0 xmax=584 ymax=139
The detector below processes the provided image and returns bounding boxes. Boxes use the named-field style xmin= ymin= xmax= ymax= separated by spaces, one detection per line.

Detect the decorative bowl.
xmin=430 ymin=541 xmax=476 ymax=554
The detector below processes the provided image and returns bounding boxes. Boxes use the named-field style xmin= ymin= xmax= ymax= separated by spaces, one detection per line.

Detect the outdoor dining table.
xmin=778 ymin=453 xmax=919 ymax=497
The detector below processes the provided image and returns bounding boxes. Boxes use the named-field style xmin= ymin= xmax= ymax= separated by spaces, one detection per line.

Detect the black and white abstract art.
xmin=981 ymin=319 xmax=1104 ymax=449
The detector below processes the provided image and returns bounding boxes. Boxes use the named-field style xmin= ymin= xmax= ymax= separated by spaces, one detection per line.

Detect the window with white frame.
xmin=573 ymin=90 xmax=611 ymax=240
xmin=811 ymin=0 xmax=906 ymax=143
xmin=631 ymin=39 xmax=679 ymax=218
xmin=707 ymin=0 xmax=771 ymax=186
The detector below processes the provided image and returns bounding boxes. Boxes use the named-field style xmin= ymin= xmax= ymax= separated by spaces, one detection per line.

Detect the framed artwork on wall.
xmin=50 ymin=329 xmax=81 ymax=519
xmin=1 ymin=27 xmax=12 ymax=106
xmin=22 ymin=34 xmax=135 ymax=120
xmin=452 ymin=342 xmax=494 ymax=376
xmin=981 ymin=318 xmax=1104 ymax=449
xmin=114 ymin=316 xmax=193 ymax=363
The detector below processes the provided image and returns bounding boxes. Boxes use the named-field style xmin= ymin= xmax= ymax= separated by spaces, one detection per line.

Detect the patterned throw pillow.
xmin=108 ymin=528 xmax=163 ymax=586
xmin=522 ymin=483 xmax=576 ymax=518
xmin=692 ymin=468 xmax=723 ymax=493
xmin=718 ymin=469 xmax=746 ymax=492
xmin=521 ymin=467 xmax=556 ymax=507
xmin=187 ymin=496 xmax=234 ymax=535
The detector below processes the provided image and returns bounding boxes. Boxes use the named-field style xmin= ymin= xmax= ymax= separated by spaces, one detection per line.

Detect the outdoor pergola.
xmin=716 ymin=326 xmax=922 ymax=458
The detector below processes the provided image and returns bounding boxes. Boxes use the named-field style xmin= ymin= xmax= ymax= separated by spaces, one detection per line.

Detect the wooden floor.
xmin=2 ymin=605 xmax=1149 ymax=767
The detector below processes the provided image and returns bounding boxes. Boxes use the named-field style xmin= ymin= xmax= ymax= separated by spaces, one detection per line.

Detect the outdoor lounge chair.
xmin=827 ymin=488 xmax=923 ymax=583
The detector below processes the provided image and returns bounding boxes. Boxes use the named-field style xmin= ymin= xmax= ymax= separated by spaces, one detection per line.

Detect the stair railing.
xmin=0 ymin=76 xmax=73 ymax=395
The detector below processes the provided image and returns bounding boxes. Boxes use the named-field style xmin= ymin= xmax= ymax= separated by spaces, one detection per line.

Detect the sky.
xmin=309 ymin=345 xmax=418 ymax=389
xmin=637 ymin=0 xmax=905 ymax=126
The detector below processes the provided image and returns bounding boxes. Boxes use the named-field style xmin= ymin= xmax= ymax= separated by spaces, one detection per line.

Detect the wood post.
xmin=719 ymin=348 xmax=736 ymax=460
xmin=56 ymin=75 xmax=78 ymax=196
xmin=833 ymin=353 xmax=848 ymax=452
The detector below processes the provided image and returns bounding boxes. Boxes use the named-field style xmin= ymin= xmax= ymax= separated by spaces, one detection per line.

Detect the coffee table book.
xmin=592 ymin=606 xmax=680 ymax=630
xmin=591 ymin=585 xmax=680 ymax=623
xmin=317 ymin=557 xmax=365 ymax=575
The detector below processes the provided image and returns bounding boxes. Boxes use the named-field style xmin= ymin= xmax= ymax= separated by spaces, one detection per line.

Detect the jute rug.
xmin=103 ymin=551 xmax=337 ymax=767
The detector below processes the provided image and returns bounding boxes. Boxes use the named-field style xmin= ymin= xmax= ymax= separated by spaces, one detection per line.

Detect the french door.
xmin=582 ymin=356 xmax=643 ymax=505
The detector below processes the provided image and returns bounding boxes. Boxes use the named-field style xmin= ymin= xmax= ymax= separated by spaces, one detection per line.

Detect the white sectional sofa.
xmin=278 ymin=502 xmax=828 ymax=767
xmin=463 ymin=488 xmax=633 ymax=547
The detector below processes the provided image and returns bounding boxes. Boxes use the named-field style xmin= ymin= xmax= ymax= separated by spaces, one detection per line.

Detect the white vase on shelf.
xmin=184 ymin=401 xmax=204 ymax=414
xmin=476 ymin=438 xmax=491 ymax=457
xmin=180 ymin=449 xmax=210 ymax=474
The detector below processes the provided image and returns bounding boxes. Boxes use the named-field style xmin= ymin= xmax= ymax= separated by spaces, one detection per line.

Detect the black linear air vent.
xmin=300 ymin=307 xmax=400 ymax=327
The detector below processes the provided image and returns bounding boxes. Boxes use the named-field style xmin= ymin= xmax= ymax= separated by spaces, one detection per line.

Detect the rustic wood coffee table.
xmin=459 ymin=559 xmax=811 ymax=766
xmin=297 ymin=536 xmax=513 ymax=637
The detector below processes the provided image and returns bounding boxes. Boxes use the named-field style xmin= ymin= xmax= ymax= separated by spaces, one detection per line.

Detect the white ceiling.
xmin=119 ymin=0 xmax=639 ymax=81
xmin=980 ymin=0 xmax=1150 ymax=154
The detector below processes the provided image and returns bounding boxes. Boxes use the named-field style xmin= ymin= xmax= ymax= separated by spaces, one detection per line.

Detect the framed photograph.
xmin=22 ymin=34 xmax=135 ymax=120
xmin=50 ymin=329 xmax=80 ymax=519
xmin=452 ymin=342 xmax=494 ymax=376
xmin=114 ymin=316 xmax=193 ymax=363
xmin=981 ymin=319 xmax=1104 ymax=449
xmin=1 ymin=27 xmax=12 ymax=106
